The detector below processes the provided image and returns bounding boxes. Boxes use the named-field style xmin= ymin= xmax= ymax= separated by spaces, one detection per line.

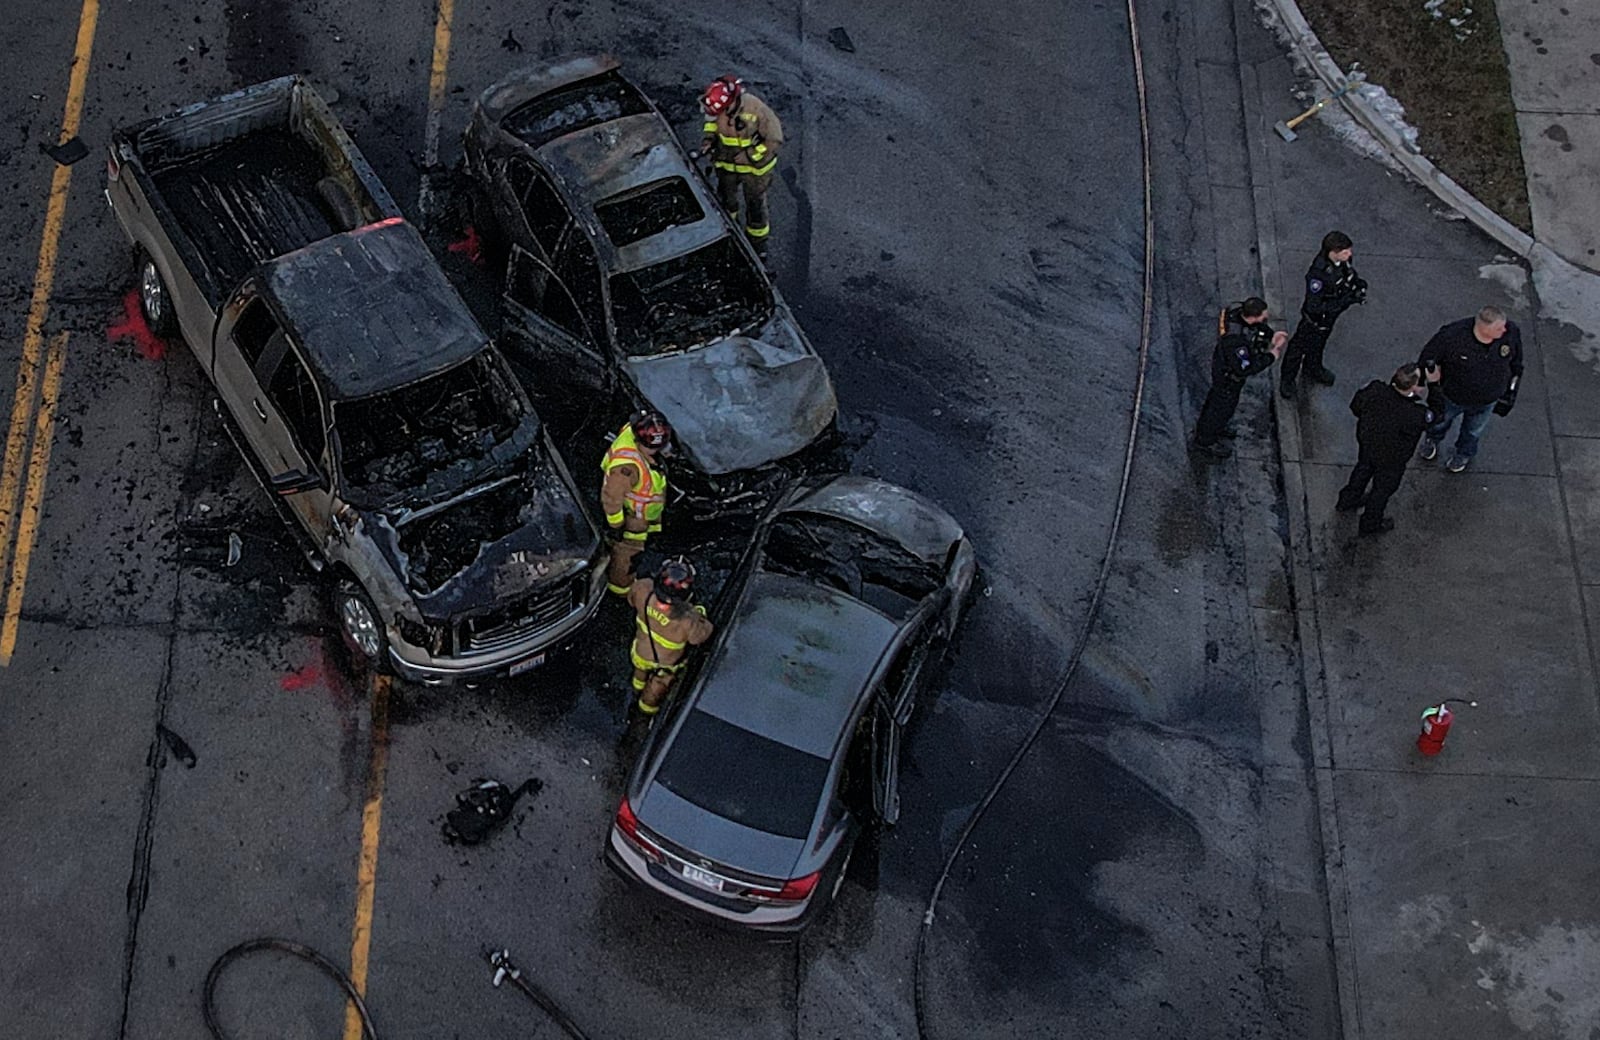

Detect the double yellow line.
xmin=0 ymin=0 xmax=100 ymax=665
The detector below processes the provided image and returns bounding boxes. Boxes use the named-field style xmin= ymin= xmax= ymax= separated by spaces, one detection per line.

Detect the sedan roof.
xmin=692 ymin=572 xmax=899 ymax=759
xmin=261 ymin=219 xmax=490 ymax=400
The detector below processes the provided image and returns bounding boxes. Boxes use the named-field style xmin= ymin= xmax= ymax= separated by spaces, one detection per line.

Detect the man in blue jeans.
xmin=1416 ymin=305 xmax=1523 ymax=472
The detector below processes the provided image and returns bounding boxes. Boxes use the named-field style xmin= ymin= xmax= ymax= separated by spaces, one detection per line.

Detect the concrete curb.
xmin=1261 ymin=0 xmax=1538 ymax=262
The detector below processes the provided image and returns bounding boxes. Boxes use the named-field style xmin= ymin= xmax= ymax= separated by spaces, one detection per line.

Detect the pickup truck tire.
xmin=333 ymin=578 xmax=391 ymax=675
xmin=137 ymin=252 xmax=178 ymax=338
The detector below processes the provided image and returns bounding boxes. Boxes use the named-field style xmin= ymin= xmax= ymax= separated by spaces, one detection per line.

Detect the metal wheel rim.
xmin=140 ymin=261 xmax=165 ymax=327
xmin=340 ymin=594 xmax=382 ymax=660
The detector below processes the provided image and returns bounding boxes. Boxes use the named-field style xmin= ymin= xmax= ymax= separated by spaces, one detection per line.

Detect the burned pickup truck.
xmin=106 ymin=77 xmax=606 ymax=682
xmin=464 ymin=56 xmax=839 ymax=519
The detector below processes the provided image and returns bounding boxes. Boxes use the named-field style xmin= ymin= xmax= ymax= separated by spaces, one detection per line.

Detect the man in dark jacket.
xmin=1280 ymin=230 xmax=1367 ymax=398
xmin=1337 ymin=364 xmax=1436 ymax=535
xmin=1416 ymin=305 xmax=1523 ymax=473
xmin=1192 ymin=296 xmax=1287 ymax=459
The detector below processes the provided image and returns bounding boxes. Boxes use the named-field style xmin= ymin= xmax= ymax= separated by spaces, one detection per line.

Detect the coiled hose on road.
xmin=911 ymin=0 xmax=1156 ymax=1034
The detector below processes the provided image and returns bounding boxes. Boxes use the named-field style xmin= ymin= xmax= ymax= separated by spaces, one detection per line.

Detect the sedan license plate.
xmin=508 ymin=652 xmax=546 ymax=677
xmin=680 ymin=864 xmax=724 ymax=892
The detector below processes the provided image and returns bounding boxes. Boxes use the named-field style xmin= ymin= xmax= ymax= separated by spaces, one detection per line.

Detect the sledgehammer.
xmin=1275 ymin=73 xmax=1367 ymax=142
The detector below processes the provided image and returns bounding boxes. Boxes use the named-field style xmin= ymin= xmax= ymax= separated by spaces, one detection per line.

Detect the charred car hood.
xmin=371 ymin=452 xmax=599 ymax=619
xmin=623 ymin=324 xmax=837 ymax=477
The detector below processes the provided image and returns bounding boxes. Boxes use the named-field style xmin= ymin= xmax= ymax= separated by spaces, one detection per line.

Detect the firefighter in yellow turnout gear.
xmin=600 ymin=411 xmax=671 ymax=596
xmin=699 ymin=75 xmax=784 ymax=260
xmin=628 ymin=557 xmax=714 ymax=715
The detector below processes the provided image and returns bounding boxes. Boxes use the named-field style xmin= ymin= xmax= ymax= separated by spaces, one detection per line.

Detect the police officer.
xmin=1416 ymin=305 xmax=1523 ymax=473
xmin=1336 ymin=363 xmax=1435 ymax=535
xmin=1279 ymin=230 xmax=1367 ymax=398
xmin=1192 ymin=297 xmax=1287 ymax=459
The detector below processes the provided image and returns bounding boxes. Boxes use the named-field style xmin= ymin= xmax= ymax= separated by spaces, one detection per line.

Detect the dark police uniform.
xmin=1417 ymin=317 xmax=1524 ymax=459
xmin=1280 ymin=253 xmax=1366 ymax=391
xmin=1195 ymin=306 xmax=1277 ymax=449
xmin=1337 ymin=380 xmax=1434 ymax=532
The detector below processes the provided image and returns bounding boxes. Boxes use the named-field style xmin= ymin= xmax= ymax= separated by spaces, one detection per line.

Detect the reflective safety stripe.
xmin=701 ymin=121 xmax=718 ymax=134
xmin=631 ymin=674 xmax=647 ymax=691
xmin=636 ymin=698 xmax=660 ymax=715
xmin=713 ymin=158 xmax=777 ymax=176
xmin=605 ymin=509 xmax=625 ymax=527
xmin=745 ymin=224 xmax=770 ymax=239
xmin=631 ymin=646 xmax=685 ymax=673
xmin=717 ymin=133 xmax=758 ymax=148
xmin=607 ymin=582 xmax=631 ymax=596
xmin=622 ymin=530 xmax=648 ymax=542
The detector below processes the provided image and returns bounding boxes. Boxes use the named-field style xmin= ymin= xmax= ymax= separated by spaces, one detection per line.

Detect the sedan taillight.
xmin=614 ymin=798 xmax=663 ymax=863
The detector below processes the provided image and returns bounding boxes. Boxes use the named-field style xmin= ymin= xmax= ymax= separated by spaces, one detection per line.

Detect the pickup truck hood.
xmin=371 ymin=452 xmax=599 ymax=619
xmin=623 ymin=327 xmax=837 ymax=477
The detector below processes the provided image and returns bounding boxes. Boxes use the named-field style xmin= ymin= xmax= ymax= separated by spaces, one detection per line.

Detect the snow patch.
xmin=1477 ymin=262 xmax=1530 ymax=312
xmin=1530 ymin=246 xmax=1600 ymax=377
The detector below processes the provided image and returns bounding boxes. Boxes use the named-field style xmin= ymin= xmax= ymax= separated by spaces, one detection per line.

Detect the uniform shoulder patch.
xmin=1500 ymin=343 xmax=1510 ymax=357
xmin=1308 ymin=278 xmax=1324 ymax=294
xmin=1237 ymin=347 xmax=1251 ymax=367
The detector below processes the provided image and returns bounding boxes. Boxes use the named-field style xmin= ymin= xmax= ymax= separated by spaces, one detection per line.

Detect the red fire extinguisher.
xmin=1416 ymin=703 xmax=1454 ymax=756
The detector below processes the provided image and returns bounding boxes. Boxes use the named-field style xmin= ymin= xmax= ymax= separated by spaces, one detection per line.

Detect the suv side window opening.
xmin=267 ymin=348 xmax=327 ymax=464
xmin=508 ymin=158 xmax=572 ymax=257
xmin=546 ymin=228 xmax=606 ymax=347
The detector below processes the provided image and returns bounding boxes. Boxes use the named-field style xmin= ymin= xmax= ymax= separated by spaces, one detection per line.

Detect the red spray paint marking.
xmin=106 ymin=290 xmax=166 ymax=360
xmin=281 ymin=661 xmax=324 ymax=692
xmin=446 ymin=224 xmax=484 ymax=266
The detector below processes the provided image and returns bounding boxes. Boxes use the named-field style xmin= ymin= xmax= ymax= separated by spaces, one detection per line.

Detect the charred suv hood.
xmin=623 ymin=318 xmax=837 ymax=477
xmin=370 ymin=446 xmax=600 ymax=619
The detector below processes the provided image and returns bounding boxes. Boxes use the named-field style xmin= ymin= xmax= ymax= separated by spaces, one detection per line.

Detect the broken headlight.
xmin=395 ymin=616 xmax=449 ymax=657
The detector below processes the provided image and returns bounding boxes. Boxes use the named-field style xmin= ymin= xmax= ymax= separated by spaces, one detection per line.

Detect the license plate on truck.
xmin=508 ymin=652 xmax=546 ymax=677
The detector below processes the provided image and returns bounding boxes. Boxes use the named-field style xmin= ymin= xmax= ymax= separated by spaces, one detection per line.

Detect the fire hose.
xmin=910 ymin=0 xmax=1156 ymax=1036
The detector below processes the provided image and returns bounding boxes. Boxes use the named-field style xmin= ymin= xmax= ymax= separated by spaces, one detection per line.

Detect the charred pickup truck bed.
xmin=106 ymin=78 xmax=607 ymax=682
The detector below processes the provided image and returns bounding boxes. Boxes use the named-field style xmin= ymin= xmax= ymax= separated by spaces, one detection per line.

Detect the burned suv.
xmin=106 ymin=78 xmax=606 ymax=682
xmin=464 ymin=56 xmax=838 ymax=518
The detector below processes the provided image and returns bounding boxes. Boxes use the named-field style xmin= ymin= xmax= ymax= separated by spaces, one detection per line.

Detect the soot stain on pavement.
xmin=955 ymin=737 xmax=1203 ymax=999
xmin=224 ymin=0 xmax=303 ymax=85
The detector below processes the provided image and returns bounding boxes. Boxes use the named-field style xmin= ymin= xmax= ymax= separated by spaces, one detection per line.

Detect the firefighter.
xmin=628 ymin=556 xmax=714 ymax=715
xmin=698 ymin=75 xmax=783 ymax=261
xmin=1279 ymin=230 xmax=1367 ymax=398
xmin=600 ymin=411 xmax=671 ymax=597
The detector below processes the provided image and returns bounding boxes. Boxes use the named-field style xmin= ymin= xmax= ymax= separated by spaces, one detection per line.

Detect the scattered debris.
xmin=156 ymin=724 xmax=198 ymax=768
xmin=42 ymin=136 xmax=87 ymax=166
xmin=826 ymin=26 xmax=856 ymax=53
xmin=444 ymin=777 xmax=542 ymax=845
xmin=501 ymin=29 xmax=523 ymax=53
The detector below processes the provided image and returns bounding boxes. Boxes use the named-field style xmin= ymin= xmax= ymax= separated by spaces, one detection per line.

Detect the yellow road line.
xmin=0 ymin=0 xmax=99 ymax=664
xmin=343 ymin=673 xmax=392 ymax=1040
xmin=415 ymin=0 xmax=456 ymax=217
xmin=0 ymin=333 xmax=69 ymax=665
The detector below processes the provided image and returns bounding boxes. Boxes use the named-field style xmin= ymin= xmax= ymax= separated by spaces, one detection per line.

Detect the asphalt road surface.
xmin=0 ymin=0 xmax=1340 ymax=1037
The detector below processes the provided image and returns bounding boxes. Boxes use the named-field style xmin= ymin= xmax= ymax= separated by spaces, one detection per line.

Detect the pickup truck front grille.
xmin=457 ymin=577 xmax=581 ymax=656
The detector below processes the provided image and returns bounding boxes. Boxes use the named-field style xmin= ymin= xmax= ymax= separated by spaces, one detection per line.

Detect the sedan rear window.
xmin=502 ymin=72 xmax=651 ymax=149
xmin=655 ymin=711 xmax=829 ymax=839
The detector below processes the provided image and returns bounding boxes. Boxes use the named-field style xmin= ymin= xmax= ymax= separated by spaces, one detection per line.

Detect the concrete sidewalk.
xmin=1234 ymin=1 xmax=1600 ymax=1036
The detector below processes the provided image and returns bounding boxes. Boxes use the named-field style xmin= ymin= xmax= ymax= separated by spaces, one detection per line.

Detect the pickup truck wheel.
xmin=333 ymin=579 xmax=389 ymax=673
xmin=137 ymin=254 xmax=177 ymax=337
